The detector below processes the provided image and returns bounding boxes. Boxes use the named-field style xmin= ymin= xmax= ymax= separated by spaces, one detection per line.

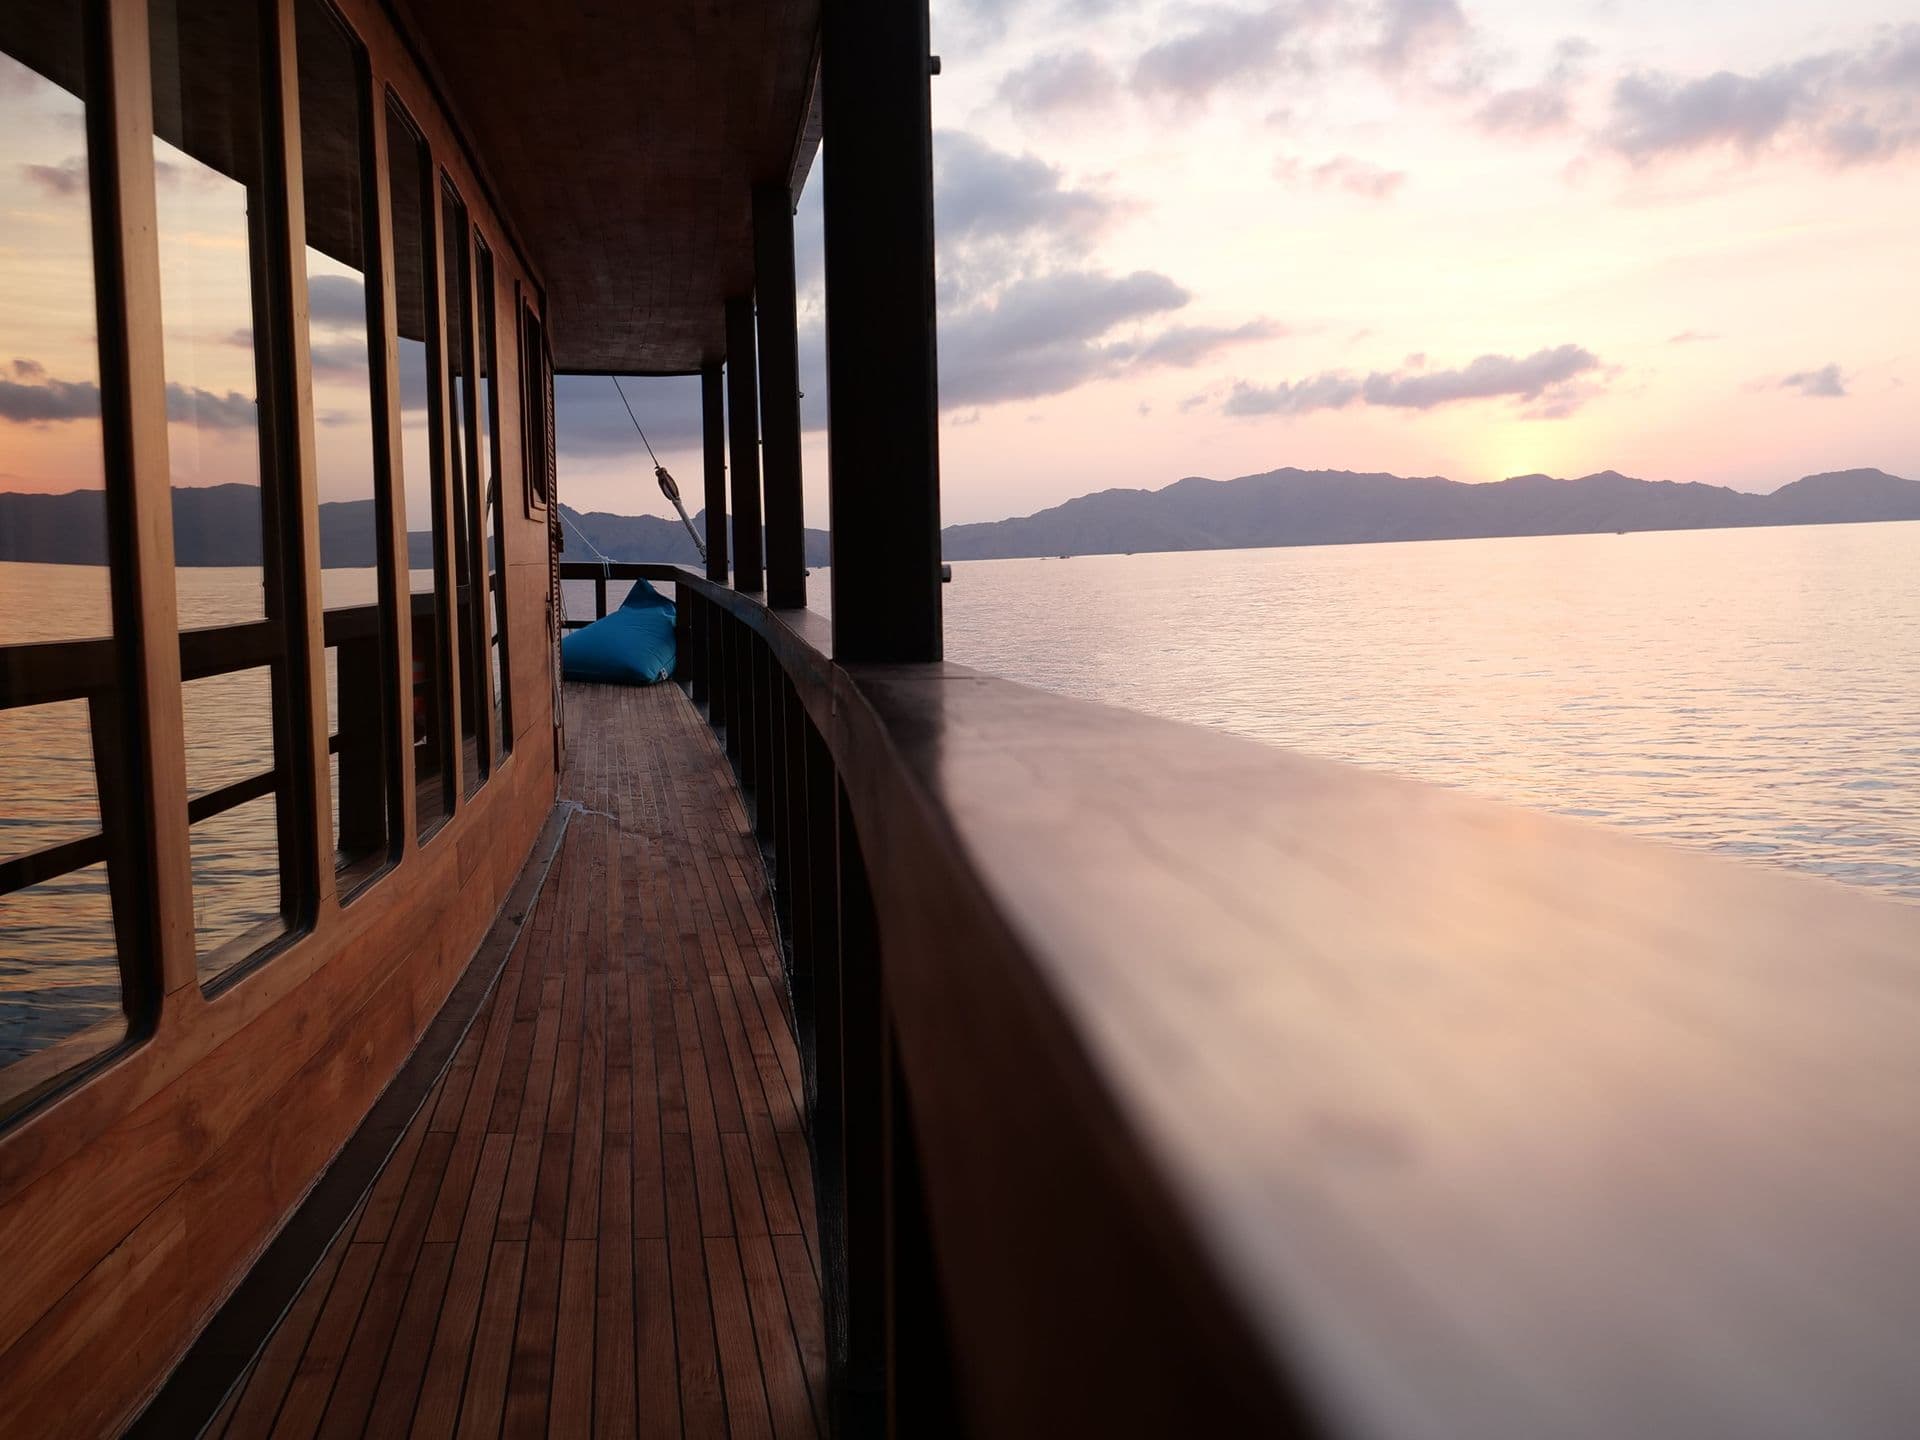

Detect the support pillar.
xmin=754 ymin=182 xmax=807 ymax=609
xmin=820 ymin=0 xmax=943 ymax=660
xmin=724 ymin=295 xmax=764 ymax=593
xmin=701 ymin=360 xmax=727 ymax=583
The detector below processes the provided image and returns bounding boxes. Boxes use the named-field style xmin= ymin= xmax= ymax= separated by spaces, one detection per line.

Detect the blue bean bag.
xmin=562 ymin=579 xmax=676 ymax=684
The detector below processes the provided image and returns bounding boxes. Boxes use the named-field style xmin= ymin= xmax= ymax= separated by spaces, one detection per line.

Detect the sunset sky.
xmin=4 ymin=3 xmax=1916 ymax=532
xmin=558 ymin=0 xmax=1920 ymax=527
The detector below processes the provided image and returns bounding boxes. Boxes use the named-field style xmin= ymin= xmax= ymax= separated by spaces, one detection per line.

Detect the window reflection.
xmin=386 ymin=97 xmax=453 ymax=837
xmin=299 ymin=0 xmax=396 ymax=890
xmin=476 ymin=238 xmax=511 ymax=759
xmin=443 ymin=181 xmax=486 ymax=795
xmin=0 ymin=7 xmax=137 ymax=1121
xmin=151 ymin=0 xmax=306 ymax=979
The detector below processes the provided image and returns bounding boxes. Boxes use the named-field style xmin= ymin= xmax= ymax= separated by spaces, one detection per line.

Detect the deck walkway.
xmin=207 ymin=682 xmax=826 ymax=1438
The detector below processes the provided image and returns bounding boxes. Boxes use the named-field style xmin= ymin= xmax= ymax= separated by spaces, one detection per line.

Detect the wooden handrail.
xmin=604 ymin=559 xmax=1920 ymax=1438
xmin=1 ymin=613 xmax=377 ymax=898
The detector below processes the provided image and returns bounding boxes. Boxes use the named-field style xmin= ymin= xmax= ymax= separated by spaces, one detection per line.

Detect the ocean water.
xmin=933 ymin=522 xmax=1920 ymax=901
xmin=0 ymin=563 xmax=383 ymax=1067
xmin=10 ymin=521 xmax=1920 ymax=1066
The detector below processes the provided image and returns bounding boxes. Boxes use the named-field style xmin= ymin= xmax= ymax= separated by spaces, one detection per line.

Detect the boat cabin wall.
xmin=0 ymin=0 xmax=561 ymax=1431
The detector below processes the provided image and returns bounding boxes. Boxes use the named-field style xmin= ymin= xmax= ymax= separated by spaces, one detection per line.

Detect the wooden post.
xmin=264 ymin=0 xmax=331 ymax=912
xmin=725 ymin=296 xmax=764 ymax=593
xmin=701 ymin=361 xmax=728 ymax=583
xmin=820 ymin=0 xmax=943 ymax=661
xmin=96 ymin=0 xmax=198 ymax=999
xmin=367 ymin=83 xmax=418 ymax=850
xmin=753 ymin=183 xmax=807 ymax=609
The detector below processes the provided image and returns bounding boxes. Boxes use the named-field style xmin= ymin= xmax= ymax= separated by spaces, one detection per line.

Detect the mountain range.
xmin=3 ymin=467 xmax=1915 ymax=569
xmin=941 ymin=466 xmax=1920 ymax=560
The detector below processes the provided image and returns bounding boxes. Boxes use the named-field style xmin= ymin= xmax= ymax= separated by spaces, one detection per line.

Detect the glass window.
xmin=0 ymin=6 xmax=142 ymax=1120
xmin=298 ymin=0 xmax=396 ymax=893
xmin=522 ymin=303 xmax=550 ymax=514
xmin=442 ymin=180 xmax=486 ymax=796
xmin=151 ymin=0 xmax=312 ymax=981
xmin=385 ymin=97 xmax=453 ymax=838
xmin=475 ymin=238 xmax=511 ymax=759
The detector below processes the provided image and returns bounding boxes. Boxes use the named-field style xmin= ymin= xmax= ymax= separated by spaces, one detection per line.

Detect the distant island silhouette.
xmin=2 ymin=466 xmax=1915 ymax=567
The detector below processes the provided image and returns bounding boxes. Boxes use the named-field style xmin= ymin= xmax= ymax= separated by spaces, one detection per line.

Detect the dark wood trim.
xmin=834 ymin=781 xmax=885 ymax=1435
xmin=96 ymin=0 xmax=199 ymax=1000
xmin=0 ymin=834 xmax=109 ymax=898
xmin=753 ymin=181 xmax=806 ymax=609
xmin=444 ymin=175 xmax=495 ymax=787
xmin=702 ymin=360 xmax=728 ymax=583
xmin=366 ymin=73 xmax=420 ymax=849
xmin=186 ymin=768 xmax=282 ymax=827
xmin=386 ymin=91 xmax=460 ymax=832
xmin=178 ymin=620 xmax=280 ymax=681
xmin=517 ymin=294 xmax=549 ymax=517
xmin=475 ymin=234 xmax=513 ymax=761
xmin=365 ymin=0 xmax=542 ymax=291
xmin=0 ymin=637 xmax=116 ymax=708
xmin=263 ymin=0 xmax=332 ymax=923
xmin=353 ymin=5 xmax=412 ymax=879
xmin=724 ymin=293 xmax=765 ymax=594
xmin=819 ymin=0 xmax=942 ymax=662
xmin=127 ymin=803 xmax=572 ymax=1439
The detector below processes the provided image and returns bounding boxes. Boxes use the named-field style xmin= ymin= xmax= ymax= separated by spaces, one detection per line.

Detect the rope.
xmin=611 ymin=376 xmax=661 ymax=467
xmin=557 ymin=504 xmax=613 ymax=569
xmin=599 ymin=375 xmax=708 ymax=564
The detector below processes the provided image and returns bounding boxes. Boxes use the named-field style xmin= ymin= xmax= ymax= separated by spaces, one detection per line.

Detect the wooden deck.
xmin=207 ymin=681 xmax=826 ymax=1438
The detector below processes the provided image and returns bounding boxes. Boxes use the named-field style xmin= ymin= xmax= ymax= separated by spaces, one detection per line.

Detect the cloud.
xmin=308 ymin=341 xmax=370 ymax=376
xmin=1367 ymin=0 xmax=1469 ymax=75
xmin=1476 ymin=84 xmax=1571 ymax=133
xmin=1668 ymin=330 xmax=1719 ymax=344
xmin=165 ymin=383 xmax=257 ymax=429
xmin=935 ymin=130 xmax=1118 ymax=253
xmin=1601 ymin=25 xmax=1920 ymax=166
xmin=799 ymin=268 xmax=1272 ymax=413
xmin=22 ymin=156 xmax=87 ymax=197
xmin=307 ymin=273 xmax=367 ymax=329
xmin=1781 ymin=363 xmax=1847 ymax=397
xmin=1285 ymin=153 xmax=1406 ymax=197
xmin=931 ymin=130 xmax=1131 ymax=308
xmin=998 ymin=49 xmax=1120 ymax=116
xmin=1132 ymin=6 xmax=1314 ymax=104
xmin=554 ymin=373 xmax=704 ymax=459
xmin=936 ymin=269 xmax=1187 ymax=406
xmin=1224 ymin=343 xmax=1602 ymax=416
xmin=1134 ymin=319 xmax=1283 ymax=366
xmin=1474 ymin=36 xmax=1593 ymax=134
xmin=0 ymin=374 xmax=101 ymax=423
xmin=795 ymin=132 xmax=1276 ymax=422
xmin=1 ymin=367 xmax=259 ymax=430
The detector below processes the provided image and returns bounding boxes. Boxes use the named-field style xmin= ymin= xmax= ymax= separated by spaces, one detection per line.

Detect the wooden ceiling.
xmin=393 ymin=0 xmax=820 ymax=374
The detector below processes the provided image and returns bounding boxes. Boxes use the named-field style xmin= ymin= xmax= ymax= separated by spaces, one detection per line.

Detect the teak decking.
xmin=201 ymin=681 xmax=826 ymax=1438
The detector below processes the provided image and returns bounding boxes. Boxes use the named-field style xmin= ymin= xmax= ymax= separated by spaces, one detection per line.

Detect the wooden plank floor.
xmin=213 ymin=682 xmax=826 ymax=1439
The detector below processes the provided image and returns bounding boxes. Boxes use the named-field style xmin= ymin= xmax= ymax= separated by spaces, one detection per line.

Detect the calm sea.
xmin=935 ymin=521 xmax=1920 ymax=901
xmin=688 ymin=519 xmax=1918 ymax=901
xmin=0 ymin=563 xmax=389 ymax=1061
xmin=9 ymin=520 xmax=1919 ymax=1060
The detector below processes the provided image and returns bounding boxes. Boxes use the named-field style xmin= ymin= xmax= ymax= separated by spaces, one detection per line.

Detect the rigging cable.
xmin=612 ymin=375 xmax=707 ymax=563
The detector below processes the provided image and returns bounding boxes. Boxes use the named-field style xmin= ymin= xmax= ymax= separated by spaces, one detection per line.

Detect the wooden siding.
xmin=0 ymin=0 xmax=559 ymax=1433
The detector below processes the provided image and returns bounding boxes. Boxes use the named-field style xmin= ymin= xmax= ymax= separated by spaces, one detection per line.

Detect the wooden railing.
xmin=565 ymin=559 xmax=1920 ymax=1440
xmin=6 ymin=622 xmax=319 ymax=899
